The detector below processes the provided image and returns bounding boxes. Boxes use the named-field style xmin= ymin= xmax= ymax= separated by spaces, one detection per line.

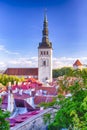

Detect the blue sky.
xmin=0 ymin=0 xmax=87 ymax=69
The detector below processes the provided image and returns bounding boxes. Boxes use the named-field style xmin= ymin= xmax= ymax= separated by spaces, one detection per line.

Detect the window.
xmin=41 ymin=51 xmax=43 ymax=55
xmin=45 ymin=77 xmax=48 ymax=80
xmin=43 ymin=60 xmax=46 ymax=66
xmin=47 ymin=51 xmax=48 ymax=55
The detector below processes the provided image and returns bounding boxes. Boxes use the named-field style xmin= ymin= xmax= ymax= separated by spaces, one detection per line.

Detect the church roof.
xmin=73 ymin=59 xmax=82 ymax=66
xmin=38 ymin=42 xmax=52 ymax=48
xmin=4 ymin=68 xmax=38 ymax=76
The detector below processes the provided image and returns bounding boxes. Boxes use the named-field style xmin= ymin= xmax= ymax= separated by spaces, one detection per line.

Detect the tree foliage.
xmin=39 ymin=98 xmax=56 ymax=109
xmin=53 ymin=67 xmax=73 ymax=78
xmin=53 ymin=67 xmax=87 ymax=78
xmin=0 ymin=74 xmax=24 ymax=86
xmin=48 ymin=69 xmax=87 ymax=130
xmin=0 ymin=98 xmax=10 ymax=130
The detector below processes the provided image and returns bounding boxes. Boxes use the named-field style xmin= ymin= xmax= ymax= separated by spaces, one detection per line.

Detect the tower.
xmin=38 ymin=12 xmax=52 ymax=83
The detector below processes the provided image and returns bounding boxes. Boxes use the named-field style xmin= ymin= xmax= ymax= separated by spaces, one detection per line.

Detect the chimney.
xmin=7 ymin=83 xmax=14 ymax=113
xmin=29 ymin=97 xmax=35 ymax=109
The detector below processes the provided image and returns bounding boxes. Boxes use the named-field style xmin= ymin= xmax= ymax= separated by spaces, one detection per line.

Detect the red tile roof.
xmin=4 ymin=68 xmax=38 ymax=76
xmin=73 ymin=59 xmax=82 ymax=66
xmin=34 ymin=96 xmax=53 ymax=105
xmin=13 ymin=93 xmax=31 ymax=99
xmin=35 ymin=86 xmax=57 ymax=95
xmin=9 ymin=110 xmax=41 ymax=128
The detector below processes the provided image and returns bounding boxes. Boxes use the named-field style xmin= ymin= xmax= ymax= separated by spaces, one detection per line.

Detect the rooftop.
xmin=73 ymin=59 xmax=82 ymax=66
xmin=4 ymin=68 xmax=38 ymax=76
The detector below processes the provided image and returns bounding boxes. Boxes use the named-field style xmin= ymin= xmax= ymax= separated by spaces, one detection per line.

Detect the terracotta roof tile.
xmin=34 ymin=96 xmax=53 ymax=105
xmin=35 ymin=86 xmax=57 ymax=95
xmin=9 ymin=110 xmax=41 ymax=128
xmin=73 ymin=59 xmax=82 ymax=66
xmin=4 ymin=68 xmax=38 ymax=76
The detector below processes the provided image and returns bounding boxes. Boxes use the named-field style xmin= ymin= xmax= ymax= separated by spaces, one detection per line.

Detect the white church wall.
xmin=38 ymin=48 xmax=52 ymax=83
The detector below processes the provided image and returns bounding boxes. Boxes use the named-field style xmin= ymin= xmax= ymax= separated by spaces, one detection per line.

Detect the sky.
xmin=0 ymin=0 xmax=87 ymax=69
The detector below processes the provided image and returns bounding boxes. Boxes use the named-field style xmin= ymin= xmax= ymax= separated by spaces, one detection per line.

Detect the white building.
xmin=38 ymin=13 xmax=52 ymax=83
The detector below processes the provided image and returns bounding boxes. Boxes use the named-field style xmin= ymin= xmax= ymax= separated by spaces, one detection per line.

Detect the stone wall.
xmin=10 ymin=108 xmax=55 ymax=130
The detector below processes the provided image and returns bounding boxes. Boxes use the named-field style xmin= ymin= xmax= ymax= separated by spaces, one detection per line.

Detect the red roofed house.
xmin=4 ymin=68 xmax=38 ymax=79
xmin=73 ymin=59 xmax=83 ymax=70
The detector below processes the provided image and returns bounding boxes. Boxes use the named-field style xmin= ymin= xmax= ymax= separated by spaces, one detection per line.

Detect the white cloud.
xmin=52 ymin=57 xmax=75 ymax=68
xmin=7 ymin=57 xmax=37 ymax=68
xmin=30 ymin=57 xmax=38 ymax=61
xmin=52 ymin=57 xmax=87 ymax=68
xmin=0 ymin=45 xmax=6 ymax=51
xmin=4 ymin=56 xmax=87 ymax=69
xmin=0 ymin=62 xmax=7 ymax=69
xmin=0 ymin=49 xmax=87 ymax=70
xmin=0 ymin=44 xmax=80 ymax=69
xmin=0 ymin=44 xmax=19 ymax=55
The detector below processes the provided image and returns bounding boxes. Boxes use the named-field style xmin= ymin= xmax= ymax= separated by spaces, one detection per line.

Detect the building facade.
xmin=38 ymin=13 xmax=52 ymax=83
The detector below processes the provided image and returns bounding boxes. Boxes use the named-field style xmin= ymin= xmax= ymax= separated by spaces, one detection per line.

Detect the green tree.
xmin=0 ymin=74 xmax=24 ymax=86
xmin=43 ymin=113 xmax=51 ymax=125
xmin=48 ymin=78 xmax=87 ymax=130
xmin=0 ymin=98 xmax=10 ymax=130
xmin=53 ymin=67 xmax=73 ymax=78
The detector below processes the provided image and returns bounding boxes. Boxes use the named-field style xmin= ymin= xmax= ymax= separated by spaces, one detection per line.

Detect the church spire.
xmin=38 ymin=10 xmax=52 ymax=49
xmin=38 ymin=11 xmax=53 ymax=83
xmin=44 ymin=9 xmax=48 ymax=23
xmin=42 ymin=9 xmax=48 ymax=40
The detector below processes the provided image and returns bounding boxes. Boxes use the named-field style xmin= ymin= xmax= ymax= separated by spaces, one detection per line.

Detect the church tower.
xmin=38 ymin=12 xmax=52 ymax=83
